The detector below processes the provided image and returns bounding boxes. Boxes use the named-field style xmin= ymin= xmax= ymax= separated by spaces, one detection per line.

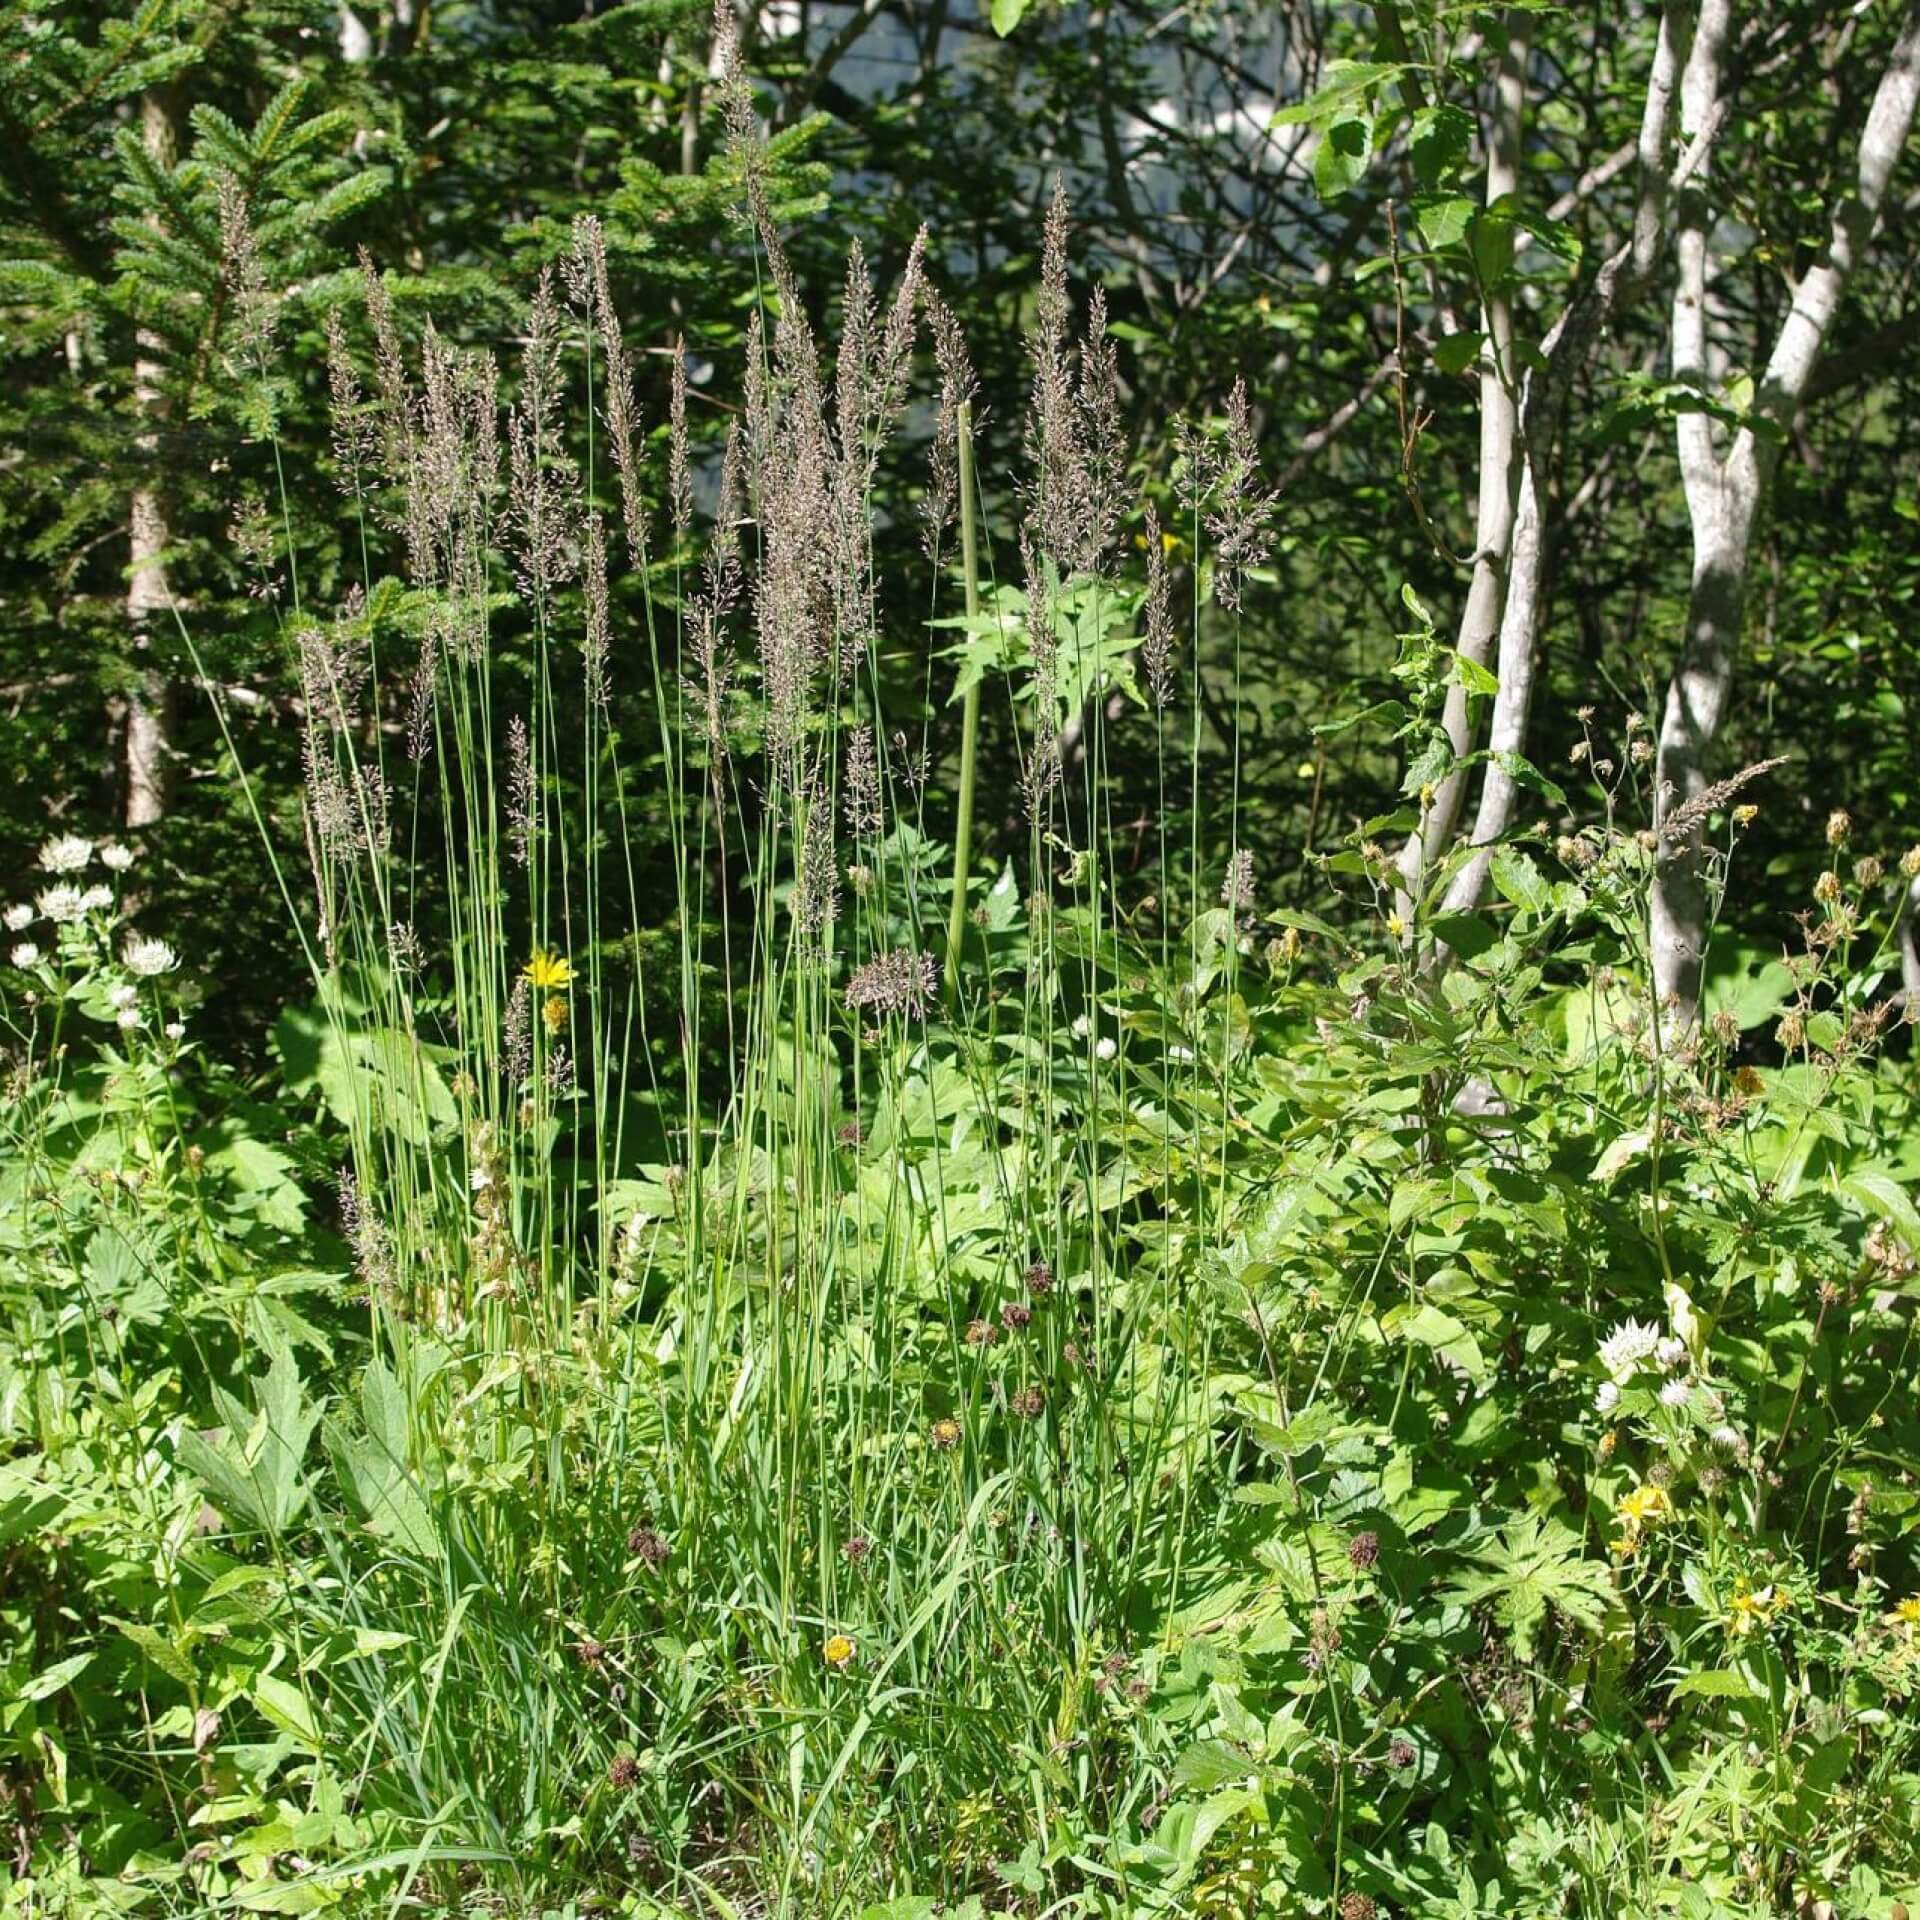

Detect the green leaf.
xmin=1410 ymin=104 xmax=1473 ymax=188
xmin=177 ymin=1344 xmax=318 ymax=1533
xmin=989 ymin=0 xmax=1031 ymax=33
xmin=1841 ymin=1169 xmax=1920 ymax=1252
xmin=1490 ymin=750 xmax=1566 ymax=805
xmin=1452 ymin=651 xmax=1500 ymax=696
xmin=1172 ymin=1739 xmax=1253 ymax=1794
xmin=1701 ymin=944 xmax=1796 ymax=1032
xmin=1593 ymin=1128 xmax=1651 ymax=1185
xmin=1394 ymin=1303 xmax=1489 ymax=1387
xmin=19 ymin=1652 xmax=95 ymax=1704
xmin=1489 ymin=848 xmax=1550 ymax=916
xmin=1430 ymin=913 xmax=1498 ymax=961
xmin=113 ymin=1621 xmax=196 ymax=1689
xmin=1313 ymin=112 xmax=1374 ymax=200
xmin=1672 ymin=1669 xmax=1760 ymax=1700
xmin=1270 ymin=61 xmax=1406 ymax=128
xmin=1443 ymin=1514 xmax=1614 ymax=1661
xmin=251 ymin=1672 xmax=321 ymax=1749
xmin=1433 ymin=329 xmax=1485 ymax=376
xmin=325 ymin=1362 xmax=441 ymax=1560
xmin=1414 ymin=193 xmax=1475 ymax=251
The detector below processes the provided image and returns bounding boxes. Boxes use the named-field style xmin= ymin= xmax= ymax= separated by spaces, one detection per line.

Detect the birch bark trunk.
xmin=125 ymin=86 xmax=178 ymax=831
xmin=1651 ymin=0 xmax=1920 ymax=1023
xmin=1431 ymin=2 xmax=1690 ymax=913
xmin=1394 ymin=13 xmax=1525 ymax=908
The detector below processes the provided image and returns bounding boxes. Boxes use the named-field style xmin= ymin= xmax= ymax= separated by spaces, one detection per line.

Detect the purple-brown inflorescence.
xmin=845 ymin=947 xmax=938 ymax=1022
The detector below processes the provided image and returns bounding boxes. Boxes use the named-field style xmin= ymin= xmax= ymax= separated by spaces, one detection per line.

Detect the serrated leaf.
xmin=1489 ymin=848 xmax=1550 ymax=916
xmin=113 ymin=1620 xmax=196 ymax=1689
xmin=1172 ymin=1738 xmax=1254 ymax=1794
xmin=1443 ymin=1514 xmax=1613 ymax=1661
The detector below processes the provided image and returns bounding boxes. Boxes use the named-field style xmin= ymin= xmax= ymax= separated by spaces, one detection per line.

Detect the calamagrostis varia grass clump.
xmin=175 ymin=13 xmax=1286 ymax=1899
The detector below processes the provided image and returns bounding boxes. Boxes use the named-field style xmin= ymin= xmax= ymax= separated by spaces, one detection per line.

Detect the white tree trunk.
xmin=1395 ymin=13 xmax=1526 ymax=908
xmin=126 ymin=88 xmax=178 ymax=831
xmin=1431 ymin=1 xmax=1690 ymax=916
xmin=1898 ymin=870 xmax=1920 ymax=1014
xmin=1441 ymin=451 xmax=1548 ymax=912
xmin=1652 ymin=0 xmax=1920 ymax=1022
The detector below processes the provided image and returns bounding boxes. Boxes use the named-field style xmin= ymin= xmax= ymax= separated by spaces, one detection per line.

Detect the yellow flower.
xmin=525 ymin=949 xmax=573 ymax=990
xmin=542 ymin=994 xmax=569 ymax=1036
xmin=1892 ymin=1597 xmax=1920 ymax=1640
xmin=1610 ymin=1482 xmax=1674 ymax=1557
xmin=1385 ymin=911 xmax=1407 ymax=940
xmin=1725 ymin=1580 xmax=1789 ymax=1637
xmin=1617 ymin=1485 xmax=1673 ymax=1526
xmin=823 ymin=1633 xmax=856 ymax=1669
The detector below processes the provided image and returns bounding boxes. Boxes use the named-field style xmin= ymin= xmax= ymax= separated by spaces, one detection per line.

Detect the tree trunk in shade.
xmin=125 ymin=86 xmax=178 ymax=831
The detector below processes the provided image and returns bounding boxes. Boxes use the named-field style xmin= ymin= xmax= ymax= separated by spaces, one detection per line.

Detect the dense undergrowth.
xmin=5 ymin=98 xmax=1920 ymax=1920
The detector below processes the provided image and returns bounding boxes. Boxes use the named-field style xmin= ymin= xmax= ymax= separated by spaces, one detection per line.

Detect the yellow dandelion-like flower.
xmin=823 ymin=1633 xmax=855 ymax=1669
xmin=542 ymin=994 xmax=569 ymax=1036
xmin=1618 ymin=1484 xmax=1673 ymax=1526
xmin=929 ymin=1416 xmax=962 ymax=1451
xmin=1892 ymin=1597 xmax=1920 ymax=1640
xmin=525 ymin=949 xmax=573 ymax=990
xmin=1611 ymin=1482 xmax=1674 ymax=1557
xmin=1725 ymin=1580 xmax=1789 ymax=1637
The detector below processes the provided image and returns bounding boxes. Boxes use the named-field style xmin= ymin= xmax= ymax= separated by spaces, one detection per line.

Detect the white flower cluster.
xmin=1596 ymin=1316 xmax=1700 ymax=1416
xmin=38 ymin=834 xmax=94 ymax=874
xmin=34 ymin=834 xmax=132 ymax=875
xmin=35 ymin=883 xmax=111 ymax=924
xmin=1597 ymin=1318 xmax=1663 ymax=1383
xmin=123 ymin=936 xmax=179 ymax=978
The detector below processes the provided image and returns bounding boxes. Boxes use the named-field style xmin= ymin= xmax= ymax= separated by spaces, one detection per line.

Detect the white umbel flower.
xmin=10 ymin=942 xmax=41 ymax=968
xmin=116 ymin=1007 xmax=142 ymax=1031
xmin=38 ymin=834 xmax=93 ymax=874
xmin=79 ymin=884 xmax=113 ymax=913
xmin=37 ymin=885 xmax=87 ymax=924
xmin=1594 ymin=1381 xmax=1621 ymax=1415
xmin=1598 ymin=1318 xmax=1663 ymax=1382
xmin=98 ymin=842 xmax=135 ymax=873
xmin=1656 ymin=1335 xmax=1688 ymax=1371
xmin=1094 ymin=1035 xmax=1117 ymax=1061
xmin=108 ymin=982 xmax=139 ymax=1010
xmin=122 ymin=935 xmax=179 ymax=977
xmin=4 ymin=904 xmax=31 ymax=932
xmin=1658 ymin=1379 xmax=1691 ymax=1409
